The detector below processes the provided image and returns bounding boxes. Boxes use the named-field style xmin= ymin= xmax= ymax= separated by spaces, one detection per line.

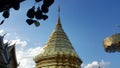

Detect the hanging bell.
xmin=27 ymin=6 xmax=35 ymax=18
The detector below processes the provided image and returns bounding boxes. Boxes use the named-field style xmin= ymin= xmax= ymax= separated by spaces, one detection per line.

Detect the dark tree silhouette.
xmin=0 ymin=0 xmax=54 ymax=27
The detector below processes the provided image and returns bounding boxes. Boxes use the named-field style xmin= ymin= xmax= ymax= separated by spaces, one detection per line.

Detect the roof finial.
xmin=55 ymin=5 xmax=62 ymax=31
xmin=58 ymin=5 xmax=60 ymax=16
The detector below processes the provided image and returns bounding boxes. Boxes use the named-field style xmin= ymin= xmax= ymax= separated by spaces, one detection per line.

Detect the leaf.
xmin=0 ymin=20 xmax=5 ymax=25
xmin=35 ymin=0 xmax=42 ymax=2
xmin=33 ymin=20 xmax=40 ymax=27
xmin=26 ymin=19 xmax=34 ymax=25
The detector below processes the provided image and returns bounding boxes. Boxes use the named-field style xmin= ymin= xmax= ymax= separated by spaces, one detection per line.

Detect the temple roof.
xmin=34 ymin=16 xmax=82 ymax=63
xmin=0 ymin=35 xmax=18 ymax=68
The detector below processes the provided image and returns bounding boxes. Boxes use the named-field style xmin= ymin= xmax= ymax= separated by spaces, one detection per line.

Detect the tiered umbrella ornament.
xmin=103 ymin=33 xmax=120 ymax=53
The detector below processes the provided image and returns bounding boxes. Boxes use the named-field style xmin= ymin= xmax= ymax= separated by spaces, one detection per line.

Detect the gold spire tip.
xmin=58 ymin=5 xmax=60 ymax=15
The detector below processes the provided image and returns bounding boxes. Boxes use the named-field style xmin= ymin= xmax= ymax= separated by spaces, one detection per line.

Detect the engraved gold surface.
xmin=33 ymin=16 xmax=82 ymax=68
xmin=103 ymin=33 xmax=120 ymax=52
xmin=103 ymin=33 xmax=120 ymax=48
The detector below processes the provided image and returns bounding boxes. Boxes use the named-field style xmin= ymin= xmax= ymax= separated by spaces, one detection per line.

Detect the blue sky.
xmin=0 ymin=0 xmax=120 ymax=68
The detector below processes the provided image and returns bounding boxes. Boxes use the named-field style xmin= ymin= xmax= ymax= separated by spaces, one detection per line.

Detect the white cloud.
xmin=82 ymin=60 xmax=110 ymax=68
xmin=0 ymin=29 xmax=4 ymax=34
xmin=84 ymin=61 xmax=98 ymax=68
xmin=4 ymin=38 xmax=27 ymax=47
xmin=0 ymin=29 xmax=9 ymax=35
xmin=16 ymin=46 xmax=42 ymax=68
xmin=0 ymin=29 xmax=43 ymax=68
xmin=10 ymin=39 xmax=27 ymax=47
xmin=6 ymin=36 xmax=42 ymax=68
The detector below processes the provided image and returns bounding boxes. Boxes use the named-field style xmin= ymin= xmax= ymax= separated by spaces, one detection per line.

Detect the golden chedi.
xmin=33 ymin=16 xmax=82 ymax=68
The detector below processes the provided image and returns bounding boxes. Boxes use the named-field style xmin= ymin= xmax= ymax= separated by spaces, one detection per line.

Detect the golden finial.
xmin=58 ymin=5 xmax=60 ymax=16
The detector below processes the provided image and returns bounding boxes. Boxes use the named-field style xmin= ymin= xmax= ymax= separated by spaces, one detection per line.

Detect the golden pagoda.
xmin=34 ymin=14 xmax=82 ymax=68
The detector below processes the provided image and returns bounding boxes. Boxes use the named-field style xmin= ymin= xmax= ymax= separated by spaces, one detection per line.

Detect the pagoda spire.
xmin=55 ymin=5 xmax=63 ymax=32
xmin=58 ymin=5 xmax=60 ymax=15
xmin=33 ymin=6 xmax=82 ymax=68
xmin=55 ymin=15 xmax=63 ymax=31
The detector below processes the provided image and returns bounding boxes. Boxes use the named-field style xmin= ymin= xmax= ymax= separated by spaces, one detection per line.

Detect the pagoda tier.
xmin=34 ymin=16 xmax=82 ymax=68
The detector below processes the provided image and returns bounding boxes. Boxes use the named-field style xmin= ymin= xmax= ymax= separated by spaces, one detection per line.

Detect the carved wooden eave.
xmin=0 ymin=35 xmax=18 ymax=68
xmin=8 ymin=44 xmax=18 ymax=68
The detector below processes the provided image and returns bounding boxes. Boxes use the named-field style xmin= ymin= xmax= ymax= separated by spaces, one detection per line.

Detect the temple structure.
xmin=0 ymin=35 xmax=18 ymax=68
xmin=34 ymin=15 xmax=82 ymax=68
